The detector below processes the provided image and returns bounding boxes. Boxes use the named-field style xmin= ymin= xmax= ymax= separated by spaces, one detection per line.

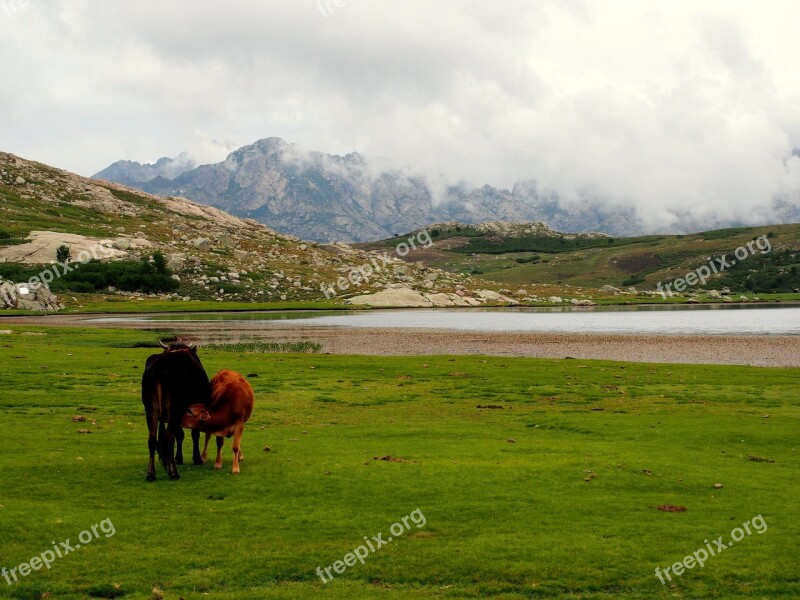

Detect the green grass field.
xmin=0 ymin=327 xmax=797 ymax=599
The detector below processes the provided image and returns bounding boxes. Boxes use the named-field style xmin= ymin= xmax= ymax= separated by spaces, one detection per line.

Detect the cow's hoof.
xmin=146 ymin=474 xmax=156 ymax=482
xmin=169 ymin=473 xmax=181 ymax=481
xmin=193 ymin=458 xmax=204 ymax=466
xmin=175 ymin=458 xmax=184 ymax=465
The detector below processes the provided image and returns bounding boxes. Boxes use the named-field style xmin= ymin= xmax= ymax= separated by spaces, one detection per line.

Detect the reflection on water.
xmin=89 ymin=304 xmax=800 ymax=336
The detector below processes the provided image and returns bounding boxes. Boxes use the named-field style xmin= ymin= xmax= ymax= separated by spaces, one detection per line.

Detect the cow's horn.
xmin=158 ymin=340 xmax=170 ymax=349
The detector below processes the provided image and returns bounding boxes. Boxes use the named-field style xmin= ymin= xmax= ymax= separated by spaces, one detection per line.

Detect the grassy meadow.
xmin=0 ymin=327 xmax=797 ymax=599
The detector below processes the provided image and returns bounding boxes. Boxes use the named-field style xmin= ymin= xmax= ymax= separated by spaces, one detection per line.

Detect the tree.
xmin=56 ymin=245 xmax=71 ymax=264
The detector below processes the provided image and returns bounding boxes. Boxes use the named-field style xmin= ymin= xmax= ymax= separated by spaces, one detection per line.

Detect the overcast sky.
xmin=2 ymin=0 xmax=799 ymax=228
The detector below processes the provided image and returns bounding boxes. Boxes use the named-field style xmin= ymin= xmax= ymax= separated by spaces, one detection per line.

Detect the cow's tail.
xmin=155 ymin=380 xmax=168 ymax=465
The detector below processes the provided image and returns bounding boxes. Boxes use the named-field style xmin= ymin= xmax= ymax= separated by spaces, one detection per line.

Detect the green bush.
xmin=622 ymin=275 xmax=646 ymax=286
xmin=515 ymin=255 xmax=541 ymax=264
xmin=0 ymin=255 xmax=179 ymax=294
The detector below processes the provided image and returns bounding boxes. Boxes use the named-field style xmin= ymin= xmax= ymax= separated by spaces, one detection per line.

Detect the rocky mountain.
xmin=94 ymin=152 xmax=196 ymax=187
xmin=94 ymin=138 xmax=646 ymax=242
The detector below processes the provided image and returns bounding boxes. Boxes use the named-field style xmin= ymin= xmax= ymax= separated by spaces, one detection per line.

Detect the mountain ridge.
xmin=94 ymin=138 xmax=647 ymax=242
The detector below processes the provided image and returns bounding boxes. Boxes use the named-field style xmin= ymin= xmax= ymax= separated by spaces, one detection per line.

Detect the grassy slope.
xmin=364 ymin=224 xmax=800 ymax=294
xmin=0 ymin=327 xmax=797 ymax=599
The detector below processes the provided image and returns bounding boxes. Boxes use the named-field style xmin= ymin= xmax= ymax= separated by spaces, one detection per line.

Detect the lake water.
xmin=92 ymin=304 xmax=800 ymax=336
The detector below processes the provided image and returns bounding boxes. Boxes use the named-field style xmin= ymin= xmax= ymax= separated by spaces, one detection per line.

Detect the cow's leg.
xmin=201 ymin=432 xmax=212 ymax=464
xmin=214 ymin=436 xmax=224 ymax=470
xmin=145 ymin=409 xmax=158 ymax=482
xmin=192 ymin=429 xmax=203 ymax=465
xmin=231 ymin=423 xmax=245 ymax=474
xmin=159 ymin=422 xmax=180 ymax=480
xmin=175 ymin=427 xmax=185 ymax=465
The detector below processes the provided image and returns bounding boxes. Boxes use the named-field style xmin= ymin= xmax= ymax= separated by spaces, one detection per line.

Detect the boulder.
xmin=477 ymin=290 xmax=502 ymax=301
xmin=233 ymin=249 xmax=250 ymax=260
xmin=218 ymin=233 xmax=236 ymax=248
xmin=192 ymin=237 xmax=212 ymax=251
xmin=424 ymin=293 xmax=456 ymax=307
xmin=165 ymin=254 xmax=185 ymax=271
xmin=0 ymin=281 xmax=63 ymax=311
xmin=600 ymin=285 xmax=621 ymax=294
xmin=347 ymin=288 xmax=433 ymax=308
xmin=548 ymin=296 xmax=563 ymax=303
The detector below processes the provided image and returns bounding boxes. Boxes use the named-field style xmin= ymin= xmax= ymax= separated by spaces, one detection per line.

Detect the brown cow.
xmin=182 ymin=370 xmax=254 ymax=474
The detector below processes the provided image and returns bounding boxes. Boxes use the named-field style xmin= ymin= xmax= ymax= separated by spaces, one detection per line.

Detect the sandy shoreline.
xmin=1 ymin=313 xmax=798 ymax=367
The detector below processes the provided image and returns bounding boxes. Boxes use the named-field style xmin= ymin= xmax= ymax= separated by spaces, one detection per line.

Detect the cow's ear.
xmin=190 ymin=347 xmax=198 ymax=355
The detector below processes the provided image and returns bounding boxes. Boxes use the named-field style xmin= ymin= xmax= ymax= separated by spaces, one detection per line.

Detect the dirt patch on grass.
xmin=374 ymin=455 xmax=412 ymax=463
xmin=657 ymin=504 xmax=687 ymax=512
xmin=615 ymin=253 xmax=662 ymax=273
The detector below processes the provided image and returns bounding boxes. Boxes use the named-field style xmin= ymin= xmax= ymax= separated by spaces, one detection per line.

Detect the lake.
xmin=91 ymin=304 xmax=800 ymax=336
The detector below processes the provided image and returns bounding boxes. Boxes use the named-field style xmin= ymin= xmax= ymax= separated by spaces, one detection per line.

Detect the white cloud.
xmin=0 ymin=0 xmax=798 ymax=230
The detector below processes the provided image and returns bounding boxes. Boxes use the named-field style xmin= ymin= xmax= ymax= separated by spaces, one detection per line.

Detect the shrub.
xmin=56 ymin=245 xmax=71 ymax=263
xmin=622 ymin=275 xmax=646 ymax=286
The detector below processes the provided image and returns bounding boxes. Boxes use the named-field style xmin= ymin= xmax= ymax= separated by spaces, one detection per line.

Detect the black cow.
xmin=141 ymin=340 xmax=211 ymax=481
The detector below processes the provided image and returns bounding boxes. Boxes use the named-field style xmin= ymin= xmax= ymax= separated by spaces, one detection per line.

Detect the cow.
xmin=141 ymin=340 xmax=212 ymax=481
xmin=182 ymin=370 xmax=254 ymax=474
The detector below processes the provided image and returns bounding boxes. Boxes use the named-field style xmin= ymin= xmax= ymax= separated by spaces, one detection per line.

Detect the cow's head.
xmin=182 ymin=403 xmax=211 ymax=428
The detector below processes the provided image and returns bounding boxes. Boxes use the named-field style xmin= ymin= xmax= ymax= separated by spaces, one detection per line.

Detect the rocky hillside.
xmin=94 ymin=137 xmax=645 ymax=242
xmin=1 ymin=152 xmax=542 ymax=310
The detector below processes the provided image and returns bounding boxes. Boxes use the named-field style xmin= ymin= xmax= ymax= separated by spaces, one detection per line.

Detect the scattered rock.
xmin=713 ymin=483 xmax=724 ymax=489
xmin=192 ymin=237 xmax=212 ymax=251
xmin=77 ymin=429 xmax=92 ymax=434
xmin=72 ymin=416 xmax=86 ymax=422
xmin=263 ymin=445 xmax=271 ymax=452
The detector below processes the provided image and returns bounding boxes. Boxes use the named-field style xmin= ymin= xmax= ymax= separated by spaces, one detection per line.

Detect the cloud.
xmin=0 ymin=0 xmax=798 ymax=231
